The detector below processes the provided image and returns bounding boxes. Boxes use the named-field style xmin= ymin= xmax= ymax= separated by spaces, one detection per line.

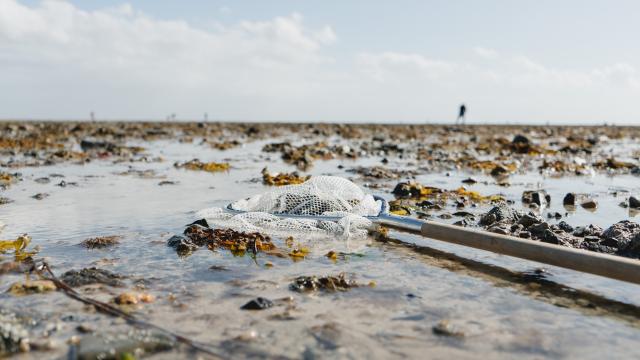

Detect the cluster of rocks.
xmin=478 ymin=205 xmax=640 ymax=258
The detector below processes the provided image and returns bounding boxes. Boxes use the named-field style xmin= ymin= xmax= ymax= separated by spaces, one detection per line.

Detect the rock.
xmin=438 ymin=213 xmax=452 ymax=219
xmin=432 ymin=320 xmax=465 ymax=338
xmin=547 ymin=212 xmax=563 ymax=219
xmin=240 ymin=297 xmax=274 ymax=310
xmin=72 ymin=331 xmax=173 ymax=360
xmin=60 ymin=268 xmax=124 ymax=287
xmin=479 ymin=206 xmax=522 ymax=227
xmin=488 ymin=225 xmax=509 ymax=235
xmin=490 ymin=165 xmax=509 ymax=177
xmin=0 ymin=312 xmax=29 ymax=356
xmin=461 ymin=178 xmax=477 ymax=184
xmin=580 ymin=199 xmax=597 ymax=210
xmin=528 ymin=222 xmax=550 ymax=238
xmin=518 ymin=213 xmax=544 ymax=228
xmin=557 ymin=221 xmax=574 ymax=233
xmin=629 ymin=196 xmax=640 ymax=209
xmin=600 ymin=220 xmax=640 ymax=249
xmin=618 ymin=232 xmax=640 ymax=258
xmin=512 ymin=135 xmax=530 ymax=144
xmin=187 ymin=218 xmax=210 ymax=228
xmin=114 ymin=293 xmax=138 ymax=305
xmin=166 ymin=234 xmax=198 ymax=255
xmin=31 ymin=193 xmax=49 ymax=200
xmin=563 ymin=193 xmax=576 ymax=206
xmin=80 ymin=235 xmax=121 ymax=249
xmin=8 ymin=280 xmax=56 ymax=295
xmin=522 ymin=190 xmax=550 ymax=206
xmin=573 ymin=225 xmax=603 ymax=238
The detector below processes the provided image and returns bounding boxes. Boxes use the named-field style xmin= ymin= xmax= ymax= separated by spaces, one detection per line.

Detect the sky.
xmin=1 ymin=0 xmax=640 ymax=124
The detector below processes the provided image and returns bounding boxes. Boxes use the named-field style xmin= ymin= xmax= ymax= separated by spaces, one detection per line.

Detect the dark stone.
xmin=600 ymin=221 xmax=640 ymax=249
xmin=241 ymin=297 xmax=274 ymax=310
xmin=573 ymin=224 xmax=603 ymax=238
xmin=618 ymin=233 xmax=640 ymax=258
xmin=580 ymin=200 xmax=598 ymax=210
xmin=461 ymin=178 xmax=477 ymax=184
xmin=166 ymin=234 xmax=198 ymax=255
xmin=479 ymin=206 xmax=522 ymax=226
xmin=488 ymin=225 xmax=509 ymax=235
xmin=522 ymin=190 xmax=550 ymax=206
xmin=518 ymin=213 xmax=544 ymax=228
xmin=188 ymin=218 xmax=210 ymax=228
xmin=490 ymin=165 xmax=509 ymax=177
xmin=512 ymin=135 xmax=530 ymax=144
xmin=563 ymin=193 xmax=576 ymax=206
xmin=60 ymin=267 xmax=124 ymax=287
xmin=629 ymin=196 xmax=640 ymax=209
xmin=557 ymin=221 xmax=574 ymax=233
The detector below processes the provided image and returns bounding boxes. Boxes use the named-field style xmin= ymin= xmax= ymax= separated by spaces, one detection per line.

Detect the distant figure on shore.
xmin=456 ymin=104 xmax=466 ymax=125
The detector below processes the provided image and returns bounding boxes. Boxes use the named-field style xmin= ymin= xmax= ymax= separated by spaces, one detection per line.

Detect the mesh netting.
xmin=197 ymin=176 xmax=382 ymax=239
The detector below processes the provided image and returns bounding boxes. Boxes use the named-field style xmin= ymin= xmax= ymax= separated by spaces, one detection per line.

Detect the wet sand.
xmin=1 ymin=121 xmax=640 ymax=359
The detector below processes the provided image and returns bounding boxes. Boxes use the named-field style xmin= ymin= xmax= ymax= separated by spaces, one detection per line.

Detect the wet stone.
xmin=479 ymin=205 xmax=522 ymax=227
xmin=581 ymin=199 xmax=598 ymax=210
xmin=563 ymin=193 xmax=577 ymax=206
xmin=600 ymin=221 xmax=640 ymax=249
xmin=60 ymin=267 xmax=125 ymax=287
xmin=290 ymin=273 xmax=358 ymax=293
xmin=629 ymin=196 xmax=640 ymax=209
xmin=71 ymin=330 xmax=174 ymax=360
xmin=518 ymin=213 xmax=544 ymax=228
xmin=557 ymin=221 xmax=574 ymax=233
xmin=80 ymin=236 xmax=121 ymax=249
xmin=166 ymin=234 xmax=198 ymax=255
xmin=240 ymin=297 xmax=274 ymax=310
xmin=522 ymin=190 xmax=550 ymax=206
xmin=31 ymin=193 xmax=49 ymax=200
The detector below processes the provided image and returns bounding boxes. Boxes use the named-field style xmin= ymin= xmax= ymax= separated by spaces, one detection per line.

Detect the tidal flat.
xmin=1 ymin=121 xmax=640 ymax=359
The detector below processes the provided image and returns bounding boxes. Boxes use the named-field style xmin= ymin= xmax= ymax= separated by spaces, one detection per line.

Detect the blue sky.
xmin=2 ymin=0 xmax=640 ymax=123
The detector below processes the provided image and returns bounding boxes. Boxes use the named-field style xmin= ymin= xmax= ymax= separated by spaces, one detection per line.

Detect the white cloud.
xmin=0 ymin=0 xmax=339 ymax=120
xmin=0 ymin=0 xmax=639 ymax=123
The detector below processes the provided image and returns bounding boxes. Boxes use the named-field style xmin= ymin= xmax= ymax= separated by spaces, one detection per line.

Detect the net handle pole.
xmin=376 ymin=214 xmax=640 ymax=285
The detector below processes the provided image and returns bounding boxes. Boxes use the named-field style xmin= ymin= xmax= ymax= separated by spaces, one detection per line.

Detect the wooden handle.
xmin=421 ymin=221 xmax=640 ymax=285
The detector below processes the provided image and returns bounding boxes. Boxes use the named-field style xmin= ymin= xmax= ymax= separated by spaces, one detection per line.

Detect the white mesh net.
xmin=197 ymin=176 xmax=382 ymax=240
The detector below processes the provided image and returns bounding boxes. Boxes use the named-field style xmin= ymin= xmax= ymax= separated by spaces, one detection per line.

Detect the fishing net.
xmin=197 ymin=176 xmax=382 ymax=239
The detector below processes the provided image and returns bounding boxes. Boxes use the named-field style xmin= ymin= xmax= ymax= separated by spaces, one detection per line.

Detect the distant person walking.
xmin=456 ymin=104 xmax=466 ymax=125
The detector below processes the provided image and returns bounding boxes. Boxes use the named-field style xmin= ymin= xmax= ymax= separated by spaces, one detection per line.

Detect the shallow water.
xmin=1 ymin=134 xmax=640 ymax=359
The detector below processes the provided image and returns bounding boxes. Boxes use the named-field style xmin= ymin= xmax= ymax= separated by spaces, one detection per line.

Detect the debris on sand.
xmin=205 ymin=139 xmax=241 ymax=150
xmin=262 ymin=167 xmax=309 ymax=186
xmin=168 ymin=222 xmax=276 ymax=257
xmin=174 ymin=159 xmax=230 ymax=173
xmin=80 ymin=235 xmax=121 ymax=249
xmin=348 ymin=166 xmax=415 ymax=180
xmin=262 ymin=141 xmax=357 ymax=170
xmin=290 ymin=273 xmax=359 ymax=293
xmin=0 ymin=172 xmax=21 ymax=188
xmin=8 ymin=280 xmax=56 ymax=295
